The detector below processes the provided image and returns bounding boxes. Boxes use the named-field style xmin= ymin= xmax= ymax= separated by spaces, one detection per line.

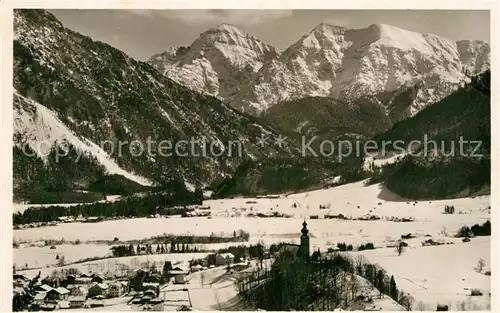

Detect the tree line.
xmin=13 ymin=179 xmax=202 ymax=225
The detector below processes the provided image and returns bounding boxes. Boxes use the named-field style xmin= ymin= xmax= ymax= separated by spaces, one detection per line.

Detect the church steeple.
xmin=301 ymin=220 xmax=309 ymax=236
xmin=300 ymin=220 xmax=310 ymax=262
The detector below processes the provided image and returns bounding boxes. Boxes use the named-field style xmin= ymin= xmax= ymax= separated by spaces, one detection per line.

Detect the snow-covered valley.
xmin=14 ymin=180 xmax=491 ymax=310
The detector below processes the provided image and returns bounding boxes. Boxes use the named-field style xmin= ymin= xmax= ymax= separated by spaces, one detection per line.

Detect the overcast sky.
xmin=50 ymin=10 xmax=490 ymax=61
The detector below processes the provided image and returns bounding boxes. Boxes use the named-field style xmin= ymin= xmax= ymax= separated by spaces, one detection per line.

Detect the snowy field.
xmin=13 ymin=180 xmax=491 ymax=310
xmin=14 ymin=242 xmax=246 ymax=270
xmin=355 ymin=236 xmax=491 ymax=310
xmin=17 ymin=252 xmax=210 ymax=279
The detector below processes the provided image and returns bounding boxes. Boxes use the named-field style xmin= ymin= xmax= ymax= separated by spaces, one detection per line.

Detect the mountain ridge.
xmin=149 ymin=22 xmax=490 ymax=118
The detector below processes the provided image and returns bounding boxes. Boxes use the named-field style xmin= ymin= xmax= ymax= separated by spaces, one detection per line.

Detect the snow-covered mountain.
xmin=149 ymin=23 xmax=278 ymax=99
xmin=13 ymin=10 xmax=300 ymax=200
xmin=150 ymin=23 xmax=490 ymax=118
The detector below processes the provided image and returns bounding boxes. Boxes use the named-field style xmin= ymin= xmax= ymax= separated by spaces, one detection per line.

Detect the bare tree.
xmin=396 ymin=241 xmax=406 ymax=256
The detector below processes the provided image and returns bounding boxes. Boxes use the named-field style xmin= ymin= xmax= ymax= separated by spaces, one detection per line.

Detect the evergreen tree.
xmin=389 ymin=275 xmax=398 ymax=300
xmin=376 ymin=269 xmax=385 ymax=298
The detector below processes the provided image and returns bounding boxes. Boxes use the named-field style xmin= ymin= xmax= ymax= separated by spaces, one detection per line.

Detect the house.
xmin=107 ymin=283 xmax=123 ymax=298
xmin=57 ymin=216 xmax=73 ymax=223
xmin=33 ymin=292 xmax=47 ymax=305
xmin=36 ymin=284 xmax=53 ymax=293
xmin=115 ymin=281 xmax=129 ymax=294
xmin=170 ymin=270 xmax=189 ymax=284
xmin=215 ymin=253 xmax=234 ymax=266
xmin=143 ymin=282 xmax=160 ymax=296
xmin=91 ymin=274 xmax=105 ymax=283
xmin=46 ymin=287 xmax=70 ymax=301
xmin=87 ymin=283 xmax=109 ymax=298
xmin=65 ymin=274 xmax=76 ymax=285
xmin=102 ymin=271 xmax=116 ymax=280
xmin=75 ymin=277 xmax=92 ymax=285
xmin=68 ymin=296 xmax=86 ymax=308
xmin=68 ymin=285 xmax=87 ymax=297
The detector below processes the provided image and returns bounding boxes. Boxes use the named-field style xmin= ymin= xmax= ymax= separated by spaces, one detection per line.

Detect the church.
xmin=274 ymin=221 xmax=311 ymax=262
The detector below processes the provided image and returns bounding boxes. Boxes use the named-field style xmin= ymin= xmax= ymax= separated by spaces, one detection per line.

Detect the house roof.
xmin=56 ymin=287 xmax=70 ymax=294
xmin=97 ymin=283 xmax=109 ymax=289
xmin=34 ymin=292 xmax=47 ymax=300
xmin=220 ymin=252 xmax=234 ymax=258
xmin=170 ymin=270 xmax=187 ymax=275
xmin=39 ymin=284 xmax=53 ymax=292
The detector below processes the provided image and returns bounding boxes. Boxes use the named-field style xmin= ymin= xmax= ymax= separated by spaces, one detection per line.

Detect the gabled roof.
xmin=34 ymin=292 xmax=47 ymax=300
xmin=219 ymin=252 xmax=234 ymax=258
xmin=38 ymin=284 xmax=53 ymax=292
xmin=55 ymin=287 xmax=70 ymax=294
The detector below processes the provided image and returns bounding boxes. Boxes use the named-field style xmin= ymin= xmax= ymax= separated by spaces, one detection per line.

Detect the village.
xmin=13 ymin=249 xmax=250 ymax=311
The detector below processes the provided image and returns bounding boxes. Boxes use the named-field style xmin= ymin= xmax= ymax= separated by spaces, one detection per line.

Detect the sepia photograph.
xmin=6 ymin=4 xmax=494 ymax=312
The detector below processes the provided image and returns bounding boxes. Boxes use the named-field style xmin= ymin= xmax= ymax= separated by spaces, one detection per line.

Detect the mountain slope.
xmin=263 ymin=96 xmax=392 ymax=140
xmin=148 ymin=23 xmax=278 ymax=100
xmin=13 ymin=9 xmax=300 ymax=200
xmin=366 ymin=70 xmax=491 ymax=199
xmin=372 ymin=70 xmax=490 ymax=153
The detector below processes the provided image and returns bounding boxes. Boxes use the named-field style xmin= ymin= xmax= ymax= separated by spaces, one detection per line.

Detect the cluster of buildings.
xmin=14 ymin=272 xmax=130 ymax=310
